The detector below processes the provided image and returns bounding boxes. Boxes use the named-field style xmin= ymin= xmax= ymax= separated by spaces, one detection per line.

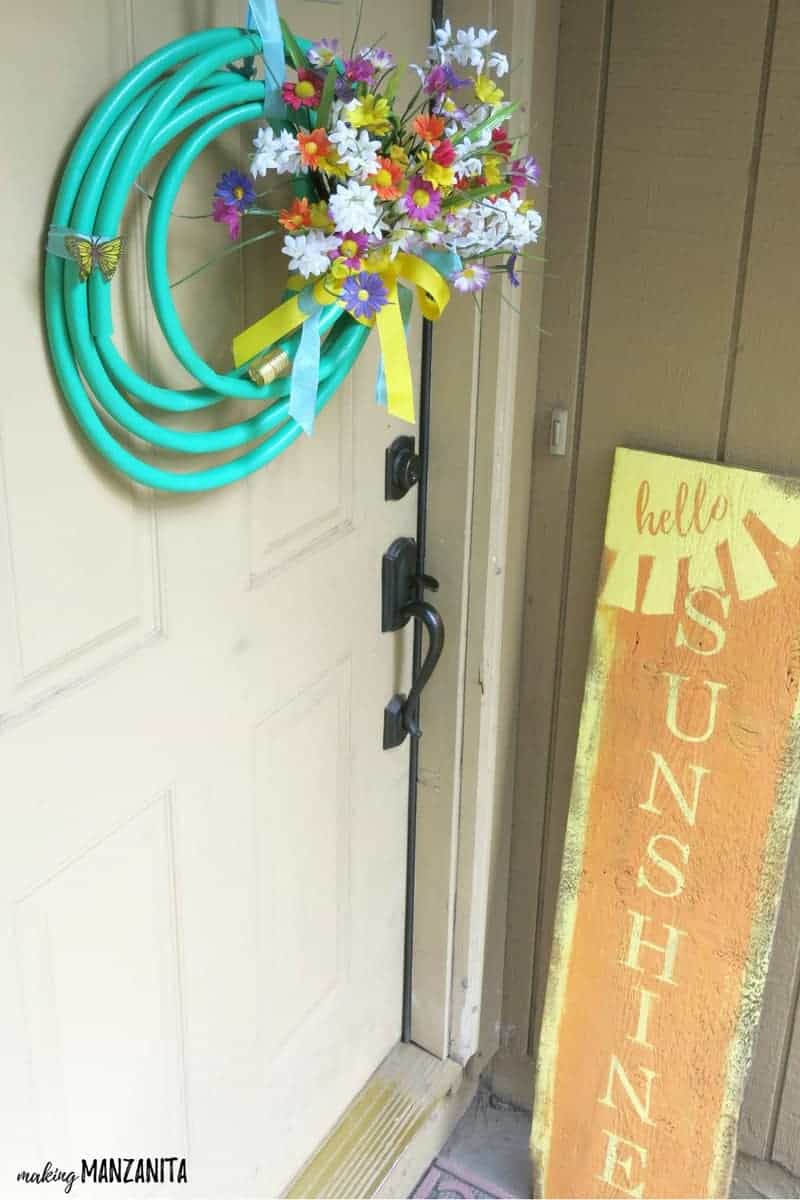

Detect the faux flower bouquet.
xmin=219 ymin=16 xmax=542 ymax=428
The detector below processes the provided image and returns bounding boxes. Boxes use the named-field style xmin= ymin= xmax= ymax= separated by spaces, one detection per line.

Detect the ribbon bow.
xmin=232 ymin=249 xmax=460 ymax=434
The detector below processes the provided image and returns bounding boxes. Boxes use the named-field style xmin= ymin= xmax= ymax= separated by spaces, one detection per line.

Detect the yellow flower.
xmin=364 ymin=247 xmax=392 ymax=273
xmin=419 ymin=154 xmax=456 ymax=192
xmin=483 ymin=155 xmax=503 ymax=187
xmin=319 ymin=149 xmax=349 ymax=179
xmin=474 ymin=75 xmax=504 ymax=105
xmin=388 ymin=143 xmax=409 ymax=168
xmin=309 ymin=201 xmax=334 ymax=231
xmin=347 ymin=94 xmax=393 ymax=135
xmin=329 ymin=259 xmax=355 ymax=280
xmin=441 ymin=97 xmax=458 ymax=114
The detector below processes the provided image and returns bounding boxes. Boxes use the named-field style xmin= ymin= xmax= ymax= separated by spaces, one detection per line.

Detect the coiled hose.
xmin=44 ymin=27 xmax=369 ymax=493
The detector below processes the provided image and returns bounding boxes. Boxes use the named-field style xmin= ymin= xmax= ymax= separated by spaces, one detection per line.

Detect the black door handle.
xmin=385 ymin=600 xmax=445 ymax=746
xmin=381 ymin=537 xmax=446 ymax=749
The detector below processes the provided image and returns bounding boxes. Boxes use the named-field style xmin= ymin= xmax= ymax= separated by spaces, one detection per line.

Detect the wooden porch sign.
xmin=531 ymin=448 xmax=800 ymax=1199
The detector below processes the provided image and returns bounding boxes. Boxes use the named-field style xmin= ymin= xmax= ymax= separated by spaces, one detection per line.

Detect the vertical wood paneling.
xmin=500 ymin=0 xmax=611 ymax=1066
xmin=529 ymin=0 xmax=771 ymax=1062
xmin=723 ymin=0 xmax=800 ymax=1166
xmin=495 ymin=7 xmax=800 ymax=1150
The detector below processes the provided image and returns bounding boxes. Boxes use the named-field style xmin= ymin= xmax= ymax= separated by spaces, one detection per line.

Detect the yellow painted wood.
xmin=532 ymin=447 xmax=800 ymax=1198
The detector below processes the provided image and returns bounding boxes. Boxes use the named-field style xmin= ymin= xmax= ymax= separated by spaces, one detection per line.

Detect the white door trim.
xmin=412 ymin=0 xmax=562 ymax=1072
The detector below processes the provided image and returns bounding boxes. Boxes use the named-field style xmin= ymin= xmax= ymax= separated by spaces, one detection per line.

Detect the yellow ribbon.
xmin=231 ymin=253 xmax=451 ymax=425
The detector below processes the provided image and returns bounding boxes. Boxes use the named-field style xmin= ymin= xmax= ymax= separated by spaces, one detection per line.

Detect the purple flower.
xmin=213 ymin=198 xmax=242 ymax=241
xmin=214 ymin=169 xmax=256 ymax=213
xmin=509 ymin=155 xmax=540 ymax=191
xmin=451 ymin=264 xmax=490 ymax=293
xmin=402 ymin=177 xmax=442 ymax=221
xmin=331 ymin=231 xmax=370 ymax=268
xmin=334 ymin=75 xmax=357 ymax=101
xmin=341 ymin=271 xmax=389 ymax=319
xmin=505 ymin=253 xmax=520 ymax=287
xmin=307 ymin=37 xmax=340 ymax=68
xmin=364 ymin=46 xmax=395 ymax=71
xmin=344 ymin=56 xmax=375 ymax=83
xmin=424 ymin=63 xmax=468 ymax=94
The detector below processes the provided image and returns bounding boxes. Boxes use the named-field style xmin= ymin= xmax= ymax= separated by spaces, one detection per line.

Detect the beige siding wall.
xmin=495 ymin=0 xmax=800 ymax=1174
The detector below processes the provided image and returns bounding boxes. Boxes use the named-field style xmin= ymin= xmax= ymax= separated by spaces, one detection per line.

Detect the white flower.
xmin=453 ymin=155 xmax=483 ymax=180
xmin=251 ymin=127 xmax=280 ymax=175
xmin=282 ymin=231 xmax=340 ymax=278
xmin=329 ymin=123 xmax=381 ymax=180
xmin=433 ymin=20 xmax=452 ymax=48
xmin=497 ymin=195 xmax=543 ymax=245
xmin=456 ymin=104 xmax=493 ymax=153
xmin=252 ymin=127 xmax=302 ymax=176
xmin=487 ymin=50 xmax=509 ymax=76
xmin=328 ymin=180 xmax=382 ymax=234
xmin=387 ymin=225 xmax=418 ymax=258
xmin=452 ymin=26 xmax=496 ymax=69
xmin=274 ymin=130 xmax=304 ymax=175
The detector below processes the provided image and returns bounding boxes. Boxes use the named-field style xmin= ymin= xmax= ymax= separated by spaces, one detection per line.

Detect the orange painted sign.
xmin=531 ymin=448 xmax=800 ymax=1199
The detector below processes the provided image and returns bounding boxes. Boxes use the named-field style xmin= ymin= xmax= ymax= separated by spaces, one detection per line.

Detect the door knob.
xmin=381 ymin=537 xmax=446 ymax=749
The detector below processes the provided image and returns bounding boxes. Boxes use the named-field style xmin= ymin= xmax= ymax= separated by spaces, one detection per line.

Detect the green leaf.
xmin=170 ymin=229 xmax=279 ymax=289
xmin=383 ymin=65 xmax=403 ymax=104
xmin=316 ymin=64 xmax=338 ymax=130
xmin=442 ymin=184 xmax=504 ymax=210
xmin=280 ymin=19 xmax=309 ymax=72
xmin=451 ymin=100 xmax=520 ymax=146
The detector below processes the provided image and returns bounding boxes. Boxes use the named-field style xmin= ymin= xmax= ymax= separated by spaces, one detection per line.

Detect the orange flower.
xmin=297 ymin=129 xmax=333 ymax=169
xmin=278 ymin=197 xmax=313 ymax=232
xmin=412 ymin=114 xmax=446 ymax=146
xmin=367 ymin=156 xmax=405 ymax=200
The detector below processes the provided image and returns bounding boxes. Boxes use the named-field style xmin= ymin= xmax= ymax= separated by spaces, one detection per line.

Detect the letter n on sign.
xmin=531 ymin=447 xmax=800 ymax=1198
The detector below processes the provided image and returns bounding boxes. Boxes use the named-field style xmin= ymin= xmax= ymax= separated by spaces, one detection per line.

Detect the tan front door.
xmin=0 ymin=2 xmax=431 ymax=1195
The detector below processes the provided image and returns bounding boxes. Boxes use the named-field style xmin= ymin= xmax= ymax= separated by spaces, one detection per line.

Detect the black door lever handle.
xmin=390 ymin=600 xmax=445 ymax=742
xmin=381 ymin=537 xmax=446 ymax=749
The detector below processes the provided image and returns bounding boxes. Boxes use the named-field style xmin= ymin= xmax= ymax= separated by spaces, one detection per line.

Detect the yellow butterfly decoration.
xmin=64 ymin=234 xmax=125 ymax=282
xmin=46 ymin=226 xmax=125 ymax=283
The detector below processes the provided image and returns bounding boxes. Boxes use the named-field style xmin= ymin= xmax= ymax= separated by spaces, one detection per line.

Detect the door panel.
xmin=502 ymin=0 xmax=800 ymax=1179
xmin=0 ymin=1 xmax=430 ymax=1195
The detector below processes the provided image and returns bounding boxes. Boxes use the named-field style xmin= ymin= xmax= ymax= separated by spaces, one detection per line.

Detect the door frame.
xmin=410 ymin=0 xmax=562 ymax=1073
xmin=283 ymin=0 xmax=561 ymax=1190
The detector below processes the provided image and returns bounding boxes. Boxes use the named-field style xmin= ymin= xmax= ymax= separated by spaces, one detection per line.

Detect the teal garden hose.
xmin=44 ymin=27 xmax=369 ymax=493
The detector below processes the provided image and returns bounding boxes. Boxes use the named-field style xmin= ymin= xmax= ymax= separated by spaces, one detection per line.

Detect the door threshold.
xmin=284 ymin=1042 xmax=477 ymax=1199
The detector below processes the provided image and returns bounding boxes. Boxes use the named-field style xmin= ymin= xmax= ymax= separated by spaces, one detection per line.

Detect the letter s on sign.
xmin=637 ymin=833 xmax=689 ymax=899
xmin=675 ymin=587 xmax=731 ymax=657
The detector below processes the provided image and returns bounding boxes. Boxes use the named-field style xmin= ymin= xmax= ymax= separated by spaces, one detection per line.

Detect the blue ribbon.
xmin=289 ymin=291 xmax=323 ymax=435
xmin=419 ymin=246 xmax=463 ymax=280
xmin=247 ymin=0 xmax=286 ymax=118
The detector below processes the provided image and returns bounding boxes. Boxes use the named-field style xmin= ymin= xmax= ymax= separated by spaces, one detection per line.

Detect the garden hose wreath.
xmin=44 ymin=8 xmax=543 ymax=494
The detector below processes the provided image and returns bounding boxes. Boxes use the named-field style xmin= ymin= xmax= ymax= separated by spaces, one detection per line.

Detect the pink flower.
xmin=508 ymin=155 xmax=540 ymax=192
xmin=281 ymin=69 xmax=323 ymax=111
xmin=213 ymin=197 xmax=241 ymax=241
xmin=402 ymin=177 xmax=442 ymax=221
xmin=330 ymin=230 xmax=370 ymax=268
xmin=344 ymin=56 xmax=375 ymax=83
xmin=432 ymin=140 xmax=456 ymax=168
